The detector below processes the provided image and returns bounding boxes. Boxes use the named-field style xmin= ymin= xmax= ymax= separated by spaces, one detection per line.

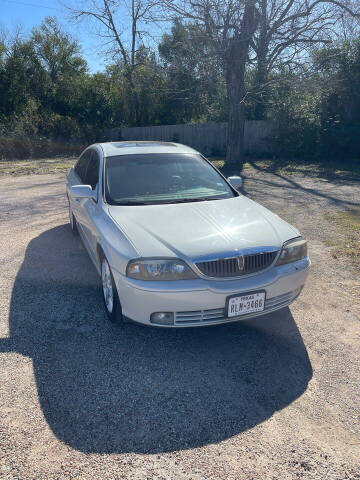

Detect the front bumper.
xmin=112 ymin=257 xmax=310 ymax=327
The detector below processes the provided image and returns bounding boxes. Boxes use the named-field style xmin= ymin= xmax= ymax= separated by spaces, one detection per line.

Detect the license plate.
xmin=227 ymin=291 xmax=266 ymax=318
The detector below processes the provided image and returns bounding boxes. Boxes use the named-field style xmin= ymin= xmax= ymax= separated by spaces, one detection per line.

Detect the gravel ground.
xmin=0 ymin=170 xmax=359 ymax=480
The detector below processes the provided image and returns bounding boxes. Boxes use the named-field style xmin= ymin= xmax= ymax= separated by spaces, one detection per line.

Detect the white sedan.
xmin=66 ymin=141 xmax=310 ymax=327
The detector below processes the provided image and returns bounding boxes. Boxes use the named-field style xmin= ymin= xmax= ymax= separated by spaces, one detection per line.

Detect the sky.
xmin=0 ymin=0 xmax=108 ymax=72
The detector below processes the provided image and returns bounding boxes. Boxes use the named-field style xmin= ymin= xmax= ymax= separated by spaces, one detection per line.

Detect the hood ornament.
xmin=237 ymin=255 xmax=245 ymax=270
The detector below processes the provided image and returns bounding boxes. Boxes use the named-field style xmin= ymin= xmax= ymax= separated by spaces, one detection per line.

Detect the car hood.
xmin=108 ymin=196 xmax=299 ymax=261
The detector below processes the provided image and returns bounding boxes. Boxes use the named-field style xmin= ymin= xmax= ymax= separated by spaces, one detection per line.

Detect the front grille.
xmin=175 ymin=308 xmax=224 ymax=325
xmin=174 ymin=290 xmax=299 ymax=325
xmin=195 ymin=251 xmax=278 ymax=278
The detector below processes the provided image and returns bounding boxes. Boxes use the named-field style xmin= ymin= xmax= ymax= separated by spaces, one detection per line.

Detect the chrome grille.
xmin=175 ymin=308 xmax=224 ymax=325
xmin=195 ymin=251 xmax=278 ymax=278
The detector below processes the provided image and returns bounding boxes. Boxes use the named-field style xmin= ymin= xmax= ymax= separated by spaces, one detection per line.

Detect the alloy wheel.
xmin=102 ymin=259 xmax=114 ymax=313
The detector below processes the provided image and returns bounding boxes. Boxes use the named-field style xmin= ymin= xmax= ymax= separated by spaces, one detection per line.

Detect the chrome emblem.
xmin=237 ymin=255 xmax=245 ymax=270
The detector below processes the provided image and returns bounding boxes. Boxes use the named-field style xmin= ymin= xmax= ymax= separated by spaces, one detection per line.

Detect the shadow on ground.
xmin=218 ymin=160 xmax=359 ymax=209
xmin=245 ymin=160 xmax=359 ymax=208
xmin=1 ymin=224 xmax=312 ymax=454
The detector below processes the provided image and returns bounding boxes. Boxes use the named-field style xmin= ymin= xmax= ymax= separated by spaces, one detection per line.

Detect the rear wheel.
xmin=101 ymin=256 xmax=123 ymax=325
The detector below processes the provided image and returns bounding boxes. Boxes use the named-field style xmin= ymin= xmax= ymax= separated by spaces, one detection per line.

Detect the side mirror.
xmin=70 ymin=185 xmax=97 ymax=200
xmin=227 ymin=176 xmax=243 ymax=189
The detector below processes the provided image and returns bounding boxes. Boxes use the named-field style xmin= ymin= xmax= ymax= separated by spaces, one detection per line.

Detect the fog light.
xmin=150 ymin=312 xmax=174 ymax=325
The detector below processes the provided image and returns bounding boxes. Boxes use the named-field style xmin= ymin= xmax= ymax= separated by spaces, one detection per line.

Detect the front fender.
xmin=95 ymin=209 xmax=138 ymax=276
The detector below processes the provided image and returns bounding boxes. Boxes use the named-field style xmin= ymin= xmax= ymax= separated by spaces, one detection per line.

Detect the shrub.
xmin=0 ymin=136 xmax=83 ymax=160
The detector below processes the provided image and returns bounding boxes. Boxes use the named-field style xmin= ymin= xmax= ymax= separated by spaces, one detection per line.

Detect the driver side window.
xmin=84 ymin=150 xmax=100 ymax=190
xmin=74 ymin=150 xmax=91 ymax=183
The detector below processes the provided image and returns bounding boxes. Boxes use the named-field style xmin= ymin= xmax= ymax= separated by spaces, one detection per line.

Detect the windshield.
xmin=104 ymin=153 xmax=237 ymax=205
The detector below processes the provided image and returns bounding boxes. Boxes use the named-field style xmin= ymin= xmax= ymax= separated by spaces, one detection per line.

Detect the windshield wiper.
xmin=162 ymin=197 xmax=224 ymax=204
xmin=112 ymin=197 xmax=225 ymax=206
xmin=112 ymin=200 xmax=151 ymax=205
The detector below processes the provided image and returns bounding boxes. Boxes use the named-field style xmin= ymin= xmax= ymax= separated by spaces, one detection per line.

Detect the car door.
xmin=80 ymin=149 xmax=101 ymax=263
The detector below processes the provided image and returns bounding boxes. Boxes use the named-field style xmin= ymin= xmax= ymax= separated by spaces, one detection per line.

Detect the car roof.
xmin=97 ymin=141 xmax=199 ymax=157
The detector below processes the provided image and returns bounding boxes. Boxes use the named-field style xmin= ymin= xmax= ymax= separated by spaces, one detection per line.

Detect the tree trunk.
xmin=226 ymin=62 xmax=247 ymax=166
xmin=254 ymin=52 xmax=268 ymax=120
xmin=126 ymin=66 xmax=140 ymax=126
xmin=225 ymin=2 xmax=258 ymax=168
xmin=254 ymin=0 xmax=269 ymax=120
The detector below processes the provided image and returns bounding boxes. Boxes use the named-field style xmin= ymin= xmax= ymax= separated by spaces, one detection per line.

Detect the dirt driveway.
xmin=0 ymin=169 xmax=359 ymax=480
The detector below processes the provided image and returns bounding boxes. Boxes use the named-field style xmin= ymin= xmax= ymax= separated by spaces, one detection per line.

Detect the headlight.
xmin=276 ymin=237 xmax=307 ymax=266
xmin=126 ymin=258 xmax=198 ymax=280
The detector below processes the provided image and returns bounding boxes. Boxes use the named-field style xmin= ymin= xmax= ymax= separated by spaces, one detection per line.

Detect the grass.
xmin=324 ymin=207 xmax=360 ymax=266
xmin=0 ymin=157 xmax=76 ymax=176
xmin=210 ymin=157 xmax=360 ymax=180
xmin=1 ymin=154 xmax=359 ymax=180
xmin=253 ymin=158 xmax=360 ymax=180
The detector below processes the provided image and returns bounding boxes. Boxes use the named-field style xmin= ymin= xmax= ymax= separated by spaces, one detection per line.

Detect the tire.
xmin=101 ymin=256 xmax=123 ymax=325
xmin=68 ymin=199 xmax=78 ymax=235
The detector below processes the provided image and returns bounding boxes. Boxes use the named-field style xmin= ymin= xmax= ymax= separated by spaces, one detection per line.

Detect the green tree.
xmin=158 ymin=20 xmax=227 ymax=124
xmin=30 ymin=17 xmax=88 ymax=138
xmin=250 ymin=0 xmax=360 ymax=120
xmin=314 ymin=39 xmax=360 ymax=157
xmin=0 ymin=37 xmax=45 ymax=135
xmin=31 ymin=17 xmax=87 ymax=84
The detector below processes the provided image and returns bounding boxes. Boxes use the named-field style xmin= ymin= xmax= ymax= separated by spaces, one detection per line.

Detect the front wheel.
xmin=101 ymin=257 xmax=123 ymax=325
xmin=68 ymin=199 xmax=78 ymax=235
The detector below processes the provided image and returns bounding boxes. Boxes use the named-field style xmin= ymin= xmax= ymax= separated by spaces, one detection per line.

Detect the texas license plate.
xmin=227 ymin=291 xmax=266 ymax=318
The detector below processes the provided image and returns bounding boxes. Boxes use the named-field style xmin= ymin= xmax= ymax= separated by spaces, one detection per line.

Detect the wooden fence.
xmin=106 ymin=120 xmax=274 ymax=156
